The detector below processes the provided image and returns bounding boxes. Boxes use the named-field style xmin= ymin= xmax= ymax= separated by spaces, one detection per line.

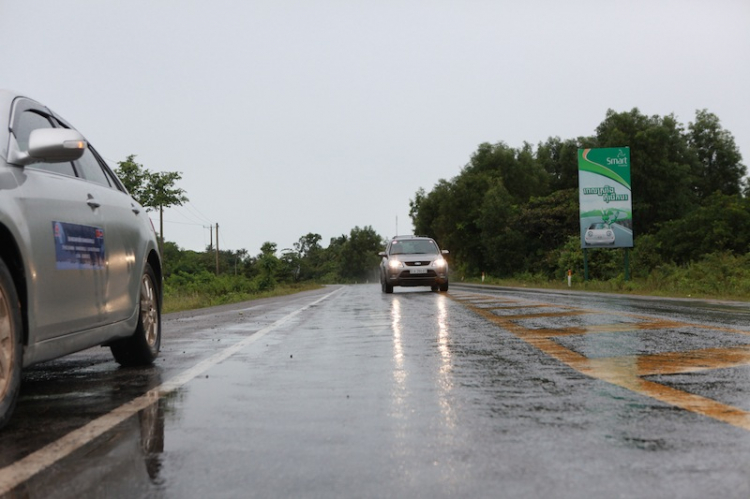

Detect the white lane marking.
xmin=0 ymin=287 xmax=343 ymax=495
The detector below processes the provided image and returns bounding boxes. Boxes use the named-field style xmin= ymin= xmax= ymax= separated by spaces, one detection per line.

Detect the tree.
xmin=410 ymin=182 xmax=450 ymax=240
xmin=279 ymin=248 xmax=302 ymax=283
xmin=508 ymin=142 xmax=550 ymax=203
xmin=654 ymin=193 xmax=750 ymax=265
xmin=114 ymin=155 xmax=189 ymax=252
xmin=412 ymin=175 xmax=489 ymax=273
xmin=146 ymin=171 xmax=189 ymax=251
xmin=510 ymin=189 xmax=579 ymax=276
xmin=536 ymin=137 xmax=591 ymax=192
xmin=317 ymin=235 xmax=348 ymax=282
xmin=293 ymin=233 xmax=324 ymax=281
xmin=338 ymin=226 xmax=383 ymax=282
xmin=477 ymin=178 xmax=521 ymax=276
xmin=256 ymin=242 xmax=280 ymax=290
xmin=464 ymin=141 xmax=548 ymax=203
xmin=688 ymin=109 xmax=746 ymax=200
xmin=595 ymin=108 xmax=694 ymax=233
xmin=411 ymin=141 xmax=551 ymax=275
xmin=115 ymin=155 xmax=150 ymax=206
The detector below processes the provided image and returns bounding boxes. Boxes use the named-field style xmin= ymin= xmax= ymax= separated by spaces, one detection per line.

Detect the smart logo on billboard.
xmin=578 ymin=147 xmax=633 ymax=249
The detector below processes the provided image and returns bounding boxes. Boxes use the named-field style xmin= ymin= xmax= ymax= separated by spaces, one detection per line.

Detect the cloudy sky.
xmin=1 ymin=1 xmax=748 ymax=255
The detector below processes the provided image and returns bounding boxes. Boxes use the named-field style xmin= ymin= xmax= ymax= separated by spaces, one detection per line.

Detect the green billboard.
xmin=578 ymin=147 xmax=633 ymax=249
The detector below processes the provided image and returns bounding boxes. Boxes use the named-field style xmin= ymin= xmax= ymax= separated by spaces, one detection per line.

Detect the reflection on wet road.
xmin=3 ymin=284 xmax=750 ymax=498
xmin=450 ymin=287 xmax=750 ymax=430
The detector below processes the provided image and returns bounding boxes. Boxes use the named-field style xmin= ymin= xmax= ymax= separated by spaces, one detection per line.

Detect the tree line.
xmin=409 ymin=108 xmax=747 ymax=281
xmin=116 ymin=106 xmax=747 ymax=297
xmin=161 ymin=227 xmax=384 ymax=290
xmin=115 ymin=156 xmax=385 ymax=301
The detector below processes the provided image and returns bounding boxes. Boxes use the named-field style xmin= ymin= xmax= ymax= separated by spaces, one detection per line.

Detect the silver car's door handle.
xmin=131 ymin=203 xmax=140 ymax=215
xmin=86 ymin=194 xmax=100 ymax=209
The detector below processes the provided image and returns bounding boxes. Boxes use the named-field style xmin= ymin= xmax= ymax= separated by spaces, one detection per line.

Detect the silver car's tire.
xmin=111 ymin=263 xmax=161 ymax=366
xmin=439 ymin=282 xmax=449 ymax=292
xmin=0 ymin=259 xmax=22 ymax=429
xmin=381 ymin=274 xmax=393 ymax=294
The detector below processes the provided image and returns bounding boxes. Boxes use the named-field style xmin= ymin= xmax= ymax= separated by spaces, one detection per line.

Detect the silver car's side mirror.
xmin=8 ymin=128 xmax=87 ymax=166
xmin=442 ymin=250 xmax=449 ymax=255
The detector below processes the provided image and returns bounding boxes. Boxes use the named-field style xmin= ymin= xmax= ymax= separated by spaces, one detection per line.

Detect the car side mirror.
xmin=442 ymin=250 xmax=449 ymax=255
xmin=378 ymin=252 xmax=387 ymax=257
xmin=9 ymin=128 xmax=87 ymax=166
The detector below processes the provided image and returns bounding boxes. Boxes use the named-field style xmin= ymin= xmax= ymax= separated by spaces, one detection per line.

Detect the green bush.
xmin=475 ymin=250 xmax=750 ymax=301
xmin=163 ymin=270 xmax=322 ymax=313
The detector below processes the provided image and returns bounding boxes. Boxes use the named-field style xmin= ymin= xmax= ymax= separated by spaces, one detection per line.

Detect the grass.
xmin=163 ymin=273 xmax=750 ymax=314
xmin=163 ymin=282 xmax=324 ymax=313
xmin=162 ymin=252 xmax=750 ymax=314
xmin=462 ymin=273 xmax=750 ymax=302
xmin=456 ymin=253 xmax=750 ymax=302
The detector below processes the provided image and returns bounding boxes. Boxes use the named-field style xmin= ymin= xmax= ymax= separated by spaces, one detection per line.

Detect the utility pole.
xmin=215 ymin=223 xmax=220 ymax=275
xmin=159 ymin=205 xmax=164 ymax=255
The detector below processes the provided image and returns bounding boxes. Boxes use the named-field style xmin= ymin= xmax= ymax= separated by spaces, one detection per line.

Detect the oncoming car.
xmin=584 ymin=222 xmax=616 ymax=246
xmin=379 ymin=236 xmax=449 ymax=293
xmin=0 ymin=90 xmax=162 ymax=429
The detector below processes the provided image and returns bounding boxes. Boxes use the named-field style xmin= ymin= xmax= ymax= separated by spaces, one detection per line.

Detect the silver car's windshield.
xmin=390 ymin=240 xmax=439 ymax=255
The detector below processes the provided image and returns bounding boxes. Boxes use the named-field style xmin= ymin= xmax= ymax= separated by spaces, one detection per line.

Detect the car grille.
xmin=404 ymin=261 xmax=432 ymax=267
xmin=398 ymin=270 xmax=438 ymax=278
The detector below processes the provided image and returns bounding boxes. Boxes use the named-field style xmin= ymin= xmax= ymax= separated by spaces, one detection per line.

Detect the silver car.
xmin=0 ymin=90 xmax=162 ymax=429
xmin=379 ymin=235 xmax=449 ymax=293
xmin=584 ymin=222 xmax=616 ymax=245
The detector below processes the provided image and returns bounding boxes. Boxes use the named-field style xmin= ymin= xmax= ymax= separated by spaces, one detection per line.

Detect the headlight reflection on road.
xmin=437 ymin=296 xmax=451 ymax=369
xmin=391 ymin=298 xmax=405 ymax=381
xmin=436 ymin=295 xmax=456 ymax=429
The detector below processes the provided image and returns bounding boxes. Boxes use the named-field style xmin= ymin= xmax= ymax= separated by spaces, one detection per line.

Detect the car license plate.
xmin=410 ymin=268 xmax=427 ymax=274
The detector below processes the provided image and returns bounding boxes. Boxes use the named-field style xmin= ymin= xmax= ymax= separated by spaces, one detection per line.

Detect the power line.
xmin=183 ymin=201 xmax=214 ymax=225
xmin=161 ymin=218 xmax=204 ymax=226
xmin=170 ymin=199 xmax=214 ymax=225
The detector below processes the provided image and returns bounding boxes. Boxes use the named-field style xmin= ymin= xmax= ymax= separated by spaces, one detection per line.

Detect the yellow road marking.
xmin=452 ymin=292 xmax=750 ymax=432
xmin=622 ymin=346 xmax=750 ymax=376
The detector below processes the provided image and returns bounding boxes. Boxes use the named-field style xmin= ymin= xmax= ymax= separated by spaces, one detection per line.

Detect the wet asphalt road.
xmin=3 ymin=284 xmax=750 ymax=498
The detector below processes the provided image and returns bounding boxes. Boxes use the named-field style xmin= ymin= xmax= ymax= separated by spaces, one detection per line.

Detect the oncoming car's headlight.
xmin=388 ymin=259 xmax=403 ymax=269
xmin=434 ymin=257 xmax=447 ymax=268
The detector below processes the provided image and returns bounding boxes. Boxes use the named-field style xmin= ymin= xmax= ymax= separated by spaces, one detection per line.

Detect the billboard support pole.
xmin=583 ymin=248 xmax=589 ymax=282
xmin=624 ymin=248 xmax=630 ymax=281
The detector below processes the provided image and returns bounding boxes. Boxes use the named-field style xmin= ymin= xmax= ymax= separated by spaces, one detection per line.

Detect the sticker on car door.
xmin=53 ymin=221 xmax=105 ymax=270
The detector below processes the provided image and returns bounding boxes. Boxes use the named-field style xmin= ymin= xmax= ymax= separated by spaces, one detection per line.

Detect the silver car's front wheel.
xmin=110 ymin=263 xmax=161 ymax=366
xmin=139 ymin=272 xmax=159 ymax=349
xmin=0 ymin=258 xmax=22 ymax=429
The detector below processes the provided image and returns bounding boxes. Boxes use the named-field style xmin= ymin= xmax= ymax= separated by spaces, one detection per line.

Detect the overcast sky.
xmin=1 ymin=1 xmax=748 ymax=255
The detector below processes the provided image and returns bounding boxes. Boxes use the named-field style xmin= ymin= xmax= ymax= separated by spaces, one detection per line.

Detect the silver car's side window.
xmin=75 ymin=147 xmax=111 ymax=187
xmin=15 ymin=111 xmax=77 ymax=177
xmin=14 ymin=110 xmax=51 ymax=150
xmin=102 ymin=164 xmax=126 ymax=193
xmin=76 ymin=145 xmax=128 ymax=193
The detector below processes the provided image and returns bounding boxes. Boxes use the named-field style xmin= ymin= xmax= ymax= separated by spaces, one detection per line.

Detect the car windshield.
xmin=390 ymin=240 xmax=438 ymax=255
